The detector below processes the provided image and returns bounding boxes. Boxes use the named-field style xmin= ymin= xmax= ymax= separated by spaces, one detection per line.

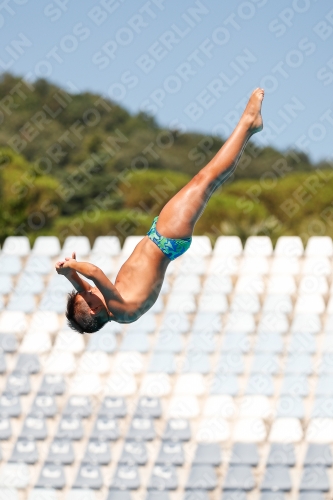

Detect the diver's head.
xmin=66 ymin=287 xmax=110 ymax=334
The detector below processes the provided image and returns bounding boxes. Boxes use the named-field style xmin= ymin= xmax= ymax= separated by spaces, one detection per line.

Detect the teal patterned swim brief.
xmin=147 ymin=216 xmax=192 ymax=260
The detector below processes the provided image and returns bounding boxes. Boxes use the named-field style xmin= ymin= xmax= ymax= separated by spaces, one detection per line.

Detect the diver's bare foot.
xmin=241 ymin=88 xmax=264 ymax=134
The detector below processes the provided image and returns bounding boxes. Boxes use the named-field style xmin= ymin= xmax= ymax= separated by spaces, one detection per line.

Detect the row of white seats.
xmin=2 ymin=310 xmax=333 ymax=335
xmin=168 ymin=275 xmax=333 ymax=293
xmin=1 ymin=235 xmax=333 ymax=258
xmin=1 ymin=361 xmax=333 ymax=443
xmin=3 ymin=255 xmax=333 ymax=282
xmin=3 ymin=274 xmax=333 ymax=304
xmin=3 ymin=275 xmax=333 ymax=309
xmin=4 ymin=293 xmax=333 ymax=316
xmin=170 ymin=256 xmax=333 ymax=278
xmin=4 ymin=291 xmax=333 ymax=314
xmin=3 ymin=346 xmax=333 ymax=379
xmin=165 ymin=294 xmax=333 ymax=314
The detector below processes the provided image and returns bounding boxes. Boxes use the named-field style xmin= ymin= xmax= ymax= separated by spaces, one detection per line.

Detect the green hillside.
xmin=0 ymin=72 xmax=331 ymax=246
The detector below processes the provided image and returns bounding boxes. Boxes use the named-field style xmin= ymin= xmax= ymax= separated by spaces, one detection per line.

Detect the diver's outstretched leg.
xmin=156 ymin=88 xmax=264 ymax=239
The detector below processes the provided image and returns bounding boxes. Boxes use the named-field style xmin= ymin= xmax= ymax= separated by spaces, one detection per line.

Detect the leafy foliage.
xmin=0 ymin=72 xmax=330 ymax=247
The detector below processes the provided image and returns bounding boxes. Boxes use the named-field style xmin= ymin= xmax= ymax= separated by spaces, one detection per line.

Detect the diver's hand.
xmin=55 ymin=252 xmax=77 ymax=275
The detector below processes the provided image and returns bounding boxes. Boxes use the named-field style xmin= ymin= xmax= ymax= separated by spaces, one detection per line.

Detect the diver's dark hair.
xmin=66 ymin=290 xmax=107 ymax=334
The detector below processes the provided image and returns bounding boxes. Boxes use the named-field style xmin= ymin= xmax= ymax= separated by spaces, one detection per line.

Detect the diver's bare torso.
xmin=111 ymin=236 xmax=170 ymax=322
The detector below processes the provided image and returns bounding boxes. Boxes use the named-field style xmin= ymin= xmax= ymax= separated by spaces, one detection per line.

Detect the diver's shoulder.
xmin=108 ymin=303 xmax=144 ymax=324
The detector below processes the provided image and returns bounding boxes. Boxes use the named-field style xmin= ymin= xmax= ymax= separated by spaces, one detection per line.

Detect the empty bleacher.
xmin=0 ymin=234 xmax=332 ymax=499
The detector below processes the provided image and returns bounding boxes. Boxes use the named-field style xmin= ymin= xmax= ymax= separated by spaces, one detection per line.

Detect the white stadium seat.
xmin=239 ymin=256 xmax=270 ymax=275
xmin=62 ymin=236 xmax=91 ymax=257
xmin=262 ymin=294 xmax=293 ymax=314
xmin=113 ymin=352 xmax=143 ymax=375
xmin=269 ymin=418 xmax=303 ymax=442
xmin=66 ymin=490 xmax=95 ymax=500
xmin=19 ymin=332 xmax=51 ymax=354
xmin=196 ymin=418 xmax=230 ymax=442
xmin=140 ymin=374 xmax=171 ymax=397
xmin=270 ymin=257 xmax=300 ymax=275
xmin=238 ymin=396 xmax=271 ymax=419
xmin=291 ymin=314 xmax=321 ymax=334
xmin=294 ymin=294 xmax=326 ymax=314
xmin=305 ymin=236 xmax=333 ymax=256
xmin=213 ymin=236 xmax=243 ymax=256
xmin=306 ymin=419 xmax=333 ymax=443
xmin=198 ymin=293 xmax=228 ymax=313
xmin=32 ymin=236 xmax=61 ymax=256
xmin=78 ymin=352 xmax=111 ymax=374
xmin=88 ymin=254 xmax=113 ymax=275
xmin=234 ymin=275 xmax=265 ymax=294
xmin=0 ymin=275 xmax=13 ymax=294
xmin=25 ymin=256 xmax=52 ymax=275
xmin=53 ymin=330 xmax=85 ymax=353
xmin=15 ymin=272 xmax=44 ymax=293
xmin=166 ymin=293 xmax=196 ymax=313
xmin=0 ymin=311 xmax=27 ymax=335
xmin=207 ymin=257 xmax=239 ymax=276
xmin=0 ymin=463 xmax=30 ymax=488
xmin=91 ymin=236 xmax=121 ymax=256
xmin=203 ymin=395 xmax=236 ymax=418
xmin=266 ymin=275 xmax=297 ymax=294
xmin=28 ymin=489 xmax=58 ymax=500
xmin=302 ymin=257 xmax=331 ymax=276
xmin=0 ymin=255 xmax=22 ymax=275
xmin=186 ymin=235 xmax=212 ymax=256
xmin=0 ymin=489 xmax=18 ymax=500
xmin=172 ymin=274 xmax=201 ymax=294
xmin=69 ymin=374 xmax=102 ymax=395
xmin=298 ymin=275 xmax=328 ymax=294
xmin=225 ymin=312 xmax=255 ymax=333
xmin=274 ymin=236 xmax=303 ymax=257
xmin=233 ymin=418 xmax=266 ymax=442
xmin=106 ymin=373 xmax=137 ymax=396
xmin=244 ymin=236 xmax=273 ymax=256
xmin=231 ymin=294 xmax=260 ymax=313
xmin=44 ymin=351 xmax=76 ymax=374
xmin=168 ymin=396 xmax=199 ymax=418
xmin=202 ymin=275 xmax=233 ymax=294
xmin=176 ymin=254 xmax=208 ymax=275
xmin=47 ymin=274 xmax=74 ymax=294
xmin=174 ymin=374 xmax=205 ymax=396
xmin=322 ymin=335 xmax=333 ymax=351
xmin=2 ymin=236 xmax=30 ymax=256
xmin=29 ymin=312 xmax=60 ymax=334
xmin=257 ymin=313 xmax=289 ymax=334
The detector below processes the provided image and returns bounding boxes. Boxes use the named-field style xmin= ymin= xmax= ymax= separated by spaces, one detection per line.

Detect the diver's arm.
xmin=55 ymin=253 xmax=92 ymax=292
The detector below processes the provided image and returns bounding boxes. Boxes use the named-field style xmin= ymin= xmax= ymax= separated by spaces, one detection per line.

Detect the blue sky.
xmin=1 ymin=0 xmax=333 ymax=163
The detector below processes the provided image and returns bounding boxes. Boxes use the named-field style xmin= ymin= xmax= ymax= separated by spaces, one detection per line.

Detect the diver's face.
xmin=78 ymin=287 xmax=109 ymax=320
